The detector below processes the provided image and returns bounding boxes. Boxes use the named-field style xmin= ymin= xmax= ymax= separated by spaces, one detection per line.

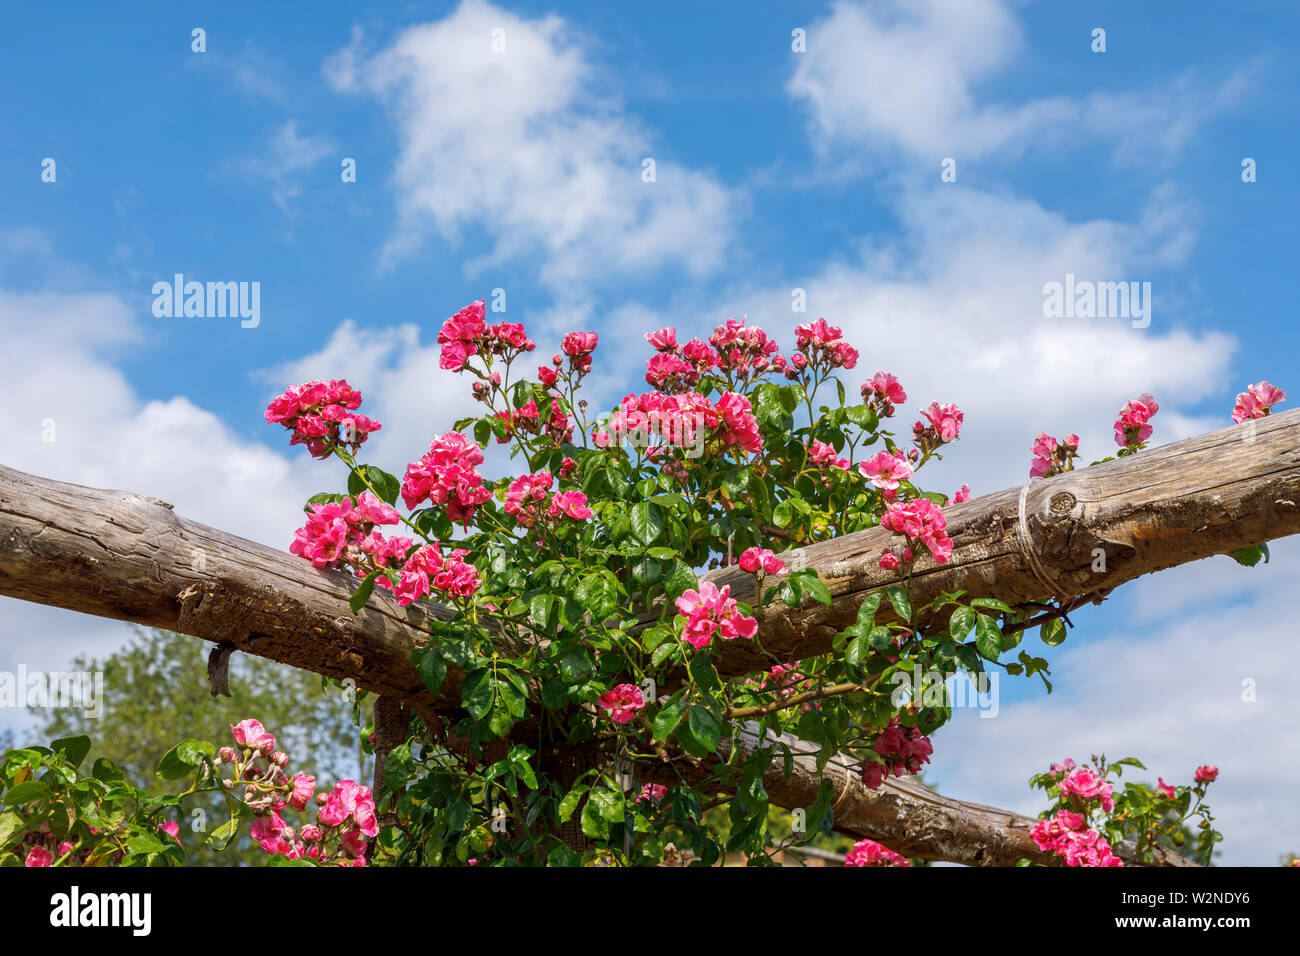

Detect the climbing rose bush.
xmin=257 ymin=304 xmax=1004 ymax=865
xmin=1022 ymin=756 xmax=1222 ymax=867
xmin=247 ymin=302 xmax=1272 ymax=867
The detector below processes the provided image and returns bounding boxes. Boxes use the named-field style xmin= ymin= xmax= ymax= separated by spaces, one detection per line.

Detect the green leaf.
xmin=1230 ymin=543 xmax=1269 ymax=567
xmin=867 ymin=626 xmax=895 ymax=652
xmin=541 ymin=679 xmax=568 ymax=709
xmin=548 ymin=845 xmax=581 ymax=867
xmin=2 ymin=780 xmax=49 ymax=804
xmin=687 ymin=705 xmax=723 ymax=753
xmin=800 ymin=574 xmax=832 ymax=606
xmin=348 ymin=573 xmax=377 ymax=614
xmin=856 ymin=592 xmax=883 ymax=628
xmin=974 ymin=613 xmax=1003 ymax=661
xmin=51 ymin=735 xmax=91 ymax=769
xmin=460 ymin=668 xmax=494 ymax=719
xmin=651 ymin=641 xmax=678 ymax=668
xmin=948 ymin=605 xmax=975 ymax=640
xmin=559 ymin=785 xmax=589 ymax=823
xmin=348 ymin=465 xmax=401 ymax=506
xmin=665 ymin=562 xmax=696 ymax=603
xmin=590 ymin=787 xmax=625 ymax=823
xmin=581 ymin=794 xmax=611 ymax=839
xmin=205 ymin=815 xmax=241 ymax=850
xmin=559 ymin=649 xmax=594 ymax=685
xmin=416 ymin=651 xmax=448 ymax=695
xmin=0 ymin=811 xmax=26 ymax=849
xmin=652 ymin=698 xmax=688 ymax=741
xmin=530 ymin=592 xmax=559 ymax=631
xmin=773 ymin=500 xmax=795 ymax=528
xmin=630 ymin=502 xmax=665 ymax=546
xmin=845 ymin=632 xmax=870 ymax=666
xmin=885 ymin=585 xmax=913 ymax=623
xmin=1039 ymin=617 xmax=1067 ymax=647
xmin=156 ymin=739 xmax=216 ymax=780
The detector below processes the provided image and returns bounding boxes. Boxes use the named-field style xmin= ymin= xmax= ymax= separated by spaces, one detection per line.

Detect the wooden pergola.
xmin=3 ymin=408 xmax=1297 ymax=865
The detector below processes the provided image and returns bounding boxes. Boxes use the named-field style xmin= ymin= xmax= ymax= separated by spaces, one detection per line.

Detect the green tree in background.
xmin=27 ymin=627 xmax=371 ymax=865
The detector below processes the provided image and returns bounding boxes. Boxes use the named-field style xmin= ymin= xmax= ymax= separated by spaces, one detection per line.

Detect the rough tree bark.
xmin=3 ymin=409 xmax=1294 ymax=864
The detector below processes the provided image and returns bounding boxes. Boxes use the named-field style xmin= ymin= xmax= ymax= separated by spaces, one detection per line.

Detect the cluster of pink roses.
xmin=912 ymin=401 xmax=964 ymax=454
xmin=637 ymin=783 xmax=669 ymax=803
xmin=1058 ymin=766 xmax=1116 ymax=811
xmin=392 ymin=543 xmax=481 ymax=607
xmin=879 ymin=496 xmax=954 ymax=565
xmin=290 ymin=492 xmax=405 ymax=571
xmin=738 ymin=546 xmax=785 ymax=576
xmin=643 ymin=327 xmax=727 ymax=390
xmin=860 ymin=372 xmax=907 ymax=417
xmin=1029 ymin=432 xmax=1080 ymax=478
xmin=674 ymin=581 xmax=758 ymax=649
xmin=708 ymin=318 xmax=785 ymax=380
xmin=792 ymin=318 xmax=859 ymax=373
xmin=265 ymin=379 xmax=382 ymax=458
xmin=808 ymin=439 xmax=850 ymax=472
xmin=844 ymin=838 xmax=910 ymax=867
xmin=493 ymin=396 xmax=575 ymax=447
xmin=860 ymin=717 xmax=934 ymax=789
xmin=561 ymin=331 xmax=599 ymax=374
xmin=503 ymin=471 xmax=594 ymax=529
xmin=224 ymin=719 xmax=377 ymax=866
xmin=17 ymin=814 xmax=172 ymax=867
xmin=401 ymin=431 xmax=493 ymax=526
xmin=438 ymin=300 xmax=538 ymax=372
xmin=220 ymin=717 xmax=377 ymax=868
xmin=597 ymin=683 xmax=646 ymax=724
xmin=1028 ymin=381 xmax=1286 ymax=475
xmin=1232 ymin=381 xmax=1285 ymax=423
xmin=1114 ymin=393 xmax=1159 ymax=448
xmin=1030 ymin=810 xmax=1122 ymax=867
xmin=593 ymin=389 xmax=763 ymax=458
xmin=286 ymin=492 xmax=479 ymax=608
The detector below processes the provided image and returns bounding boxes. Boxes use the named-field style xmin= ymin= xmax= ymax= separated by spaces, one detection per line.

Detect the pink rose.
xmin=597 ymin=684 xmax=646 ymax=724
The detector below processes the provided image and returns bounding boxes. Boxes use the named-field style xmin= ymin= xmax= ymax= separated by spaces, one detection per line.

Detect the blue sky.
xmin=3 ymin=0 xmax=1299 ymax=863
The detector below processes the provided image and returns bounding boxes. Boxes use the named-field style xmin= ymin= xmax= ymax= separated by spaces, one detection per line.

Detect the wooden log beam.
xmin=724 ymin=725 xmax=1198 ymax=867
xmin=704 ymin=408 xmax=1300 ymax=678
xmin=0 ymin=464 xmax=454 ymax=727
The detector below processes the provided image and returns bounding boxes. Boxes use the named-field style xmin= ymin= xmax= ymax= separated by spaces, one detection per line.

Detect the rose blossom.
xmin=597 ymin=684 xmax=646 ymax=724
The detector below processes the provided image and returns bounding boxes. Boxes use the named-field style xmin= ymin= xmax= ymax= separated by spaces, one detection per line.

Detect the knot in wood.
xmin=1048 ymin=492 xmax=1076 ymax=517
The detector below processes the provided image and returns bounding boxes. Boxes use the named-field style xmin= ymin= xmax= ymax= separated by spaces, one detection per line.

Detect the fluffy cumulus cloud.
xmin=324 ymin=0 xmax=741 ymax=287
xmin=0 ymin=260 xmax=319 ymax=736
xmin=676 ymin=182 xmax=1232 ymax=495
xmin=788 ymin=0 xmax=1248 ymax=165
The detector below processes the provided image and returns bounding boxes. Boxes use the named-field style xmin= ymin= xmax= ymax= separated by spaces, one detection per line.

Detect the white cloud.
xmin=0 ymin=250 xmax=321 ymax=733
xmin=626 ymin=183 xmax=1232 ymax=497
xmin=788 ymin=0 xmax=1248 ymax=166
xmin=232 ymin=121 xmax=336 ymax=212
xmin=324 ymin=0 xmax=741 ymax=287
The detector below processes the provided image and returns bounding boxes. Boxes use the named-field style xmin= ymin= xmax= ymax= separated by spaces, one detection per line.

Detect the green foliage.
xmin=24 ymin=628 xmax=370 ymax=865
